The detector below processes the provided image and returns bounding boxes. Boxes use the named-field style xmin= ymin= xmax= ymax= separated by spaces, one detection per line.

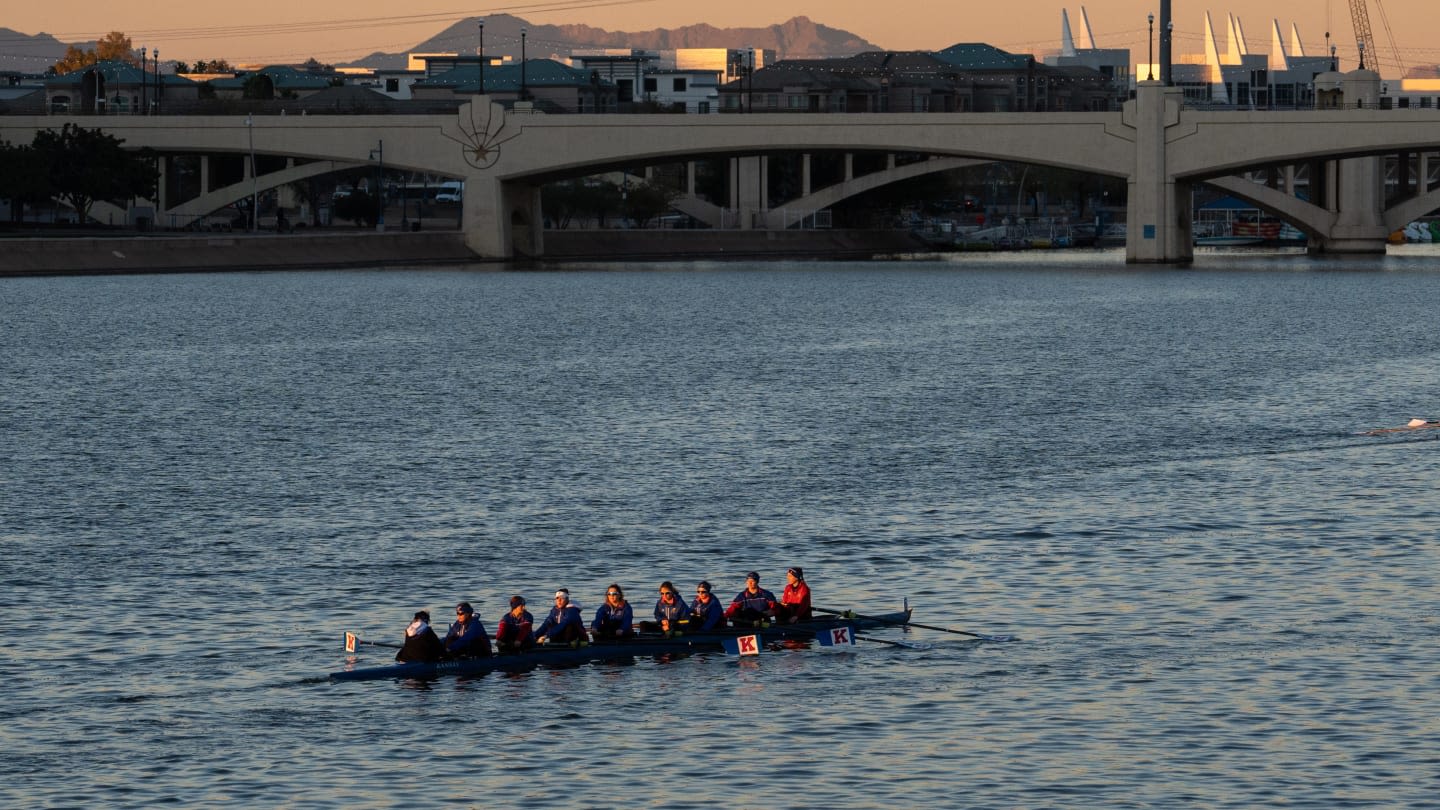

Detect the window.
xmin=386 ymin=78 xmax=399 ymax=92
xmin=672 ymin=78 xmax=686 ymax=92
xmin=698 ymin=102 xmax=710 ymax=113
xmin=788 ymin=94 xmax=806 ymax=109
xmin=766 ymin=93 xmax=778 ymax=108
xmin=644 ymin=78 xmax=657 ymax=92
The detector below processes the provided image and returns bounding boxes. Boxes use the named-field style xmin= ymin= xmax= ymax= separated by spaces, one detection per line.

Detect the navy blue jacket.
xmin=688 ymin=595 xmax=725 ymax=631
xmin=653 ymin=595 xmax=690 ymax=625
xmin=535 ymin=604 xmax=584 ymax=640
xmin=444 ymin=616 xmax=492 ymax=657
xmin=592 ymin=602 xmax=634 ymax=634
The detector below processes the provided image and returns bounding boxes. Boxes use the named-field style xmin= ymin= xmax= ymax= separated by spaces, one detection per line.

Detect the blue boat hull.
xmin=330 ymin=609 xmax=911 ymax=682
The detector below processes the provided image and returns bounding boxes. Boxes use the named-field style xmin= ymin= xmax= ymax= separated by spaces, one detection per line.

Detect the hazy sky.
xmin=7 ymin=0 xmax=1438 ymax=75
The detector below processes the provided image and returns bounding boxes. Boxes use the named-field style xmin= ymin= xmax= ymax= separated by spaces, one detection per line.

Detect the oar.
xmin=814 ymin=607 xmax=1017 ymax=643
xmin=345 ymin=632 xmax=402 ymax=652
xmin=856 ymin=635 xmax=931 ymax=650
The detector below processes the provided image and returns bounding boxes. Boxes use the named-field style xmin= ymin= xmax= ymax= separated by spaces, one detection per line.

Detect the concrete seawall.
xmin=1 ymin=229 xmax=935 ymax=276
xmin=0 ymin=231 xmax=478 ymax=276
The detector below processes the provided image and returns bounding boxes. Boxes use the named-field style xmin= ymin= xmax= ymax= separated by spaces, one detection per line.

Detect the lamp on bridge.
xmin=1165 ymin=21 xmax=1173 ymax=86
xmin=140 ymin=48 xmax=147 ymax=116
xmin=477 ymin=19 xmax=486 ymax=94
xmin=244 ymin=114 xmax=257 ymax=233
xmin=746 ymin=47 xmax=755 ymax=113
xmin=1147 ymin=14 xmax=1155 ymax=82
xmin=521 ymin=27 xmax=527 ymax=100
xmin=153 ymin=49 xmax=161 ymax=114
xmin=369 ymin=140 xmax=385 ymax=233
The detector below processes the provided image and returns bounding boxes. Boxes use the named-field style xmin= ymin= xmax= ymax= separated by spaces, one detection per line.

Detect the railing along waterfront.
xmin=5 ymin=97 xmax=1440 ymax=117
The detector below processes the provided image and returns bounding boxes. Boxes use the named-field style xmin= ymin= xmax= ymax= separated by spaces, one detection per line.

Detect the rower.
xmin=442 ymin=602 xmax=492 ymax=658
xmin=535 ymin=589 xmax=585 ymax=645
xmin=591 ymin=584 xmax=635 ymax=640
xmin=724 ymin=571 xmax=778 ymax=628
xmin=639 ymin=580 xmax=690 ymax=633
xmin=682 ymin=580 xmax=724 ymax=631
xmin=774 ymin=567 xmax=812 ymax=624
xmin=495 ymin=595 xmax=535 ymax=652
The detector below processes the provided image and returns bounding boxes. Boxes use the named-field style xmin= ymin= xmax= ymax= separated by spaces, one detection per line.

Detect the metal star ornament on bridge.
xmin=443 ymin=99 xmax=520 ymax=170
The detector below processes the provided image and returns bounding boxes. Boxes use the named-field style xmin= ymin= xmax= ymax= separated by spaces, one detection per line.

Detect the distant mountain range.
xmin=347 ymin=15 xmax=879 ymax=69
xmin=0 ymin=27 xmax=72 ymax=71
xmin=0 ymin=16 xmax=879 ymax=73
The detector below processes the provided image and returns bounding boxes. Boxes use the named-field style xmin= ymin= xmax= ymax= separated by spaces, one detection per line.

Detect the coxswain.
xmin=495 ymin=595 xmax=535 ymax=652
xmin=591 ymin=583 xmax=635 ymax=640
xmin=443 ymin=602 xmax=492 ymax=658
xmin=724 ymin=571 xmax=778 ymax=628
xmin=535 ymin=589 xmax=585 ymax=645
xmin=396 ymin=610 xmax=444 ymax=662
xmin=774 ymin=567 xmax=813 ymax=623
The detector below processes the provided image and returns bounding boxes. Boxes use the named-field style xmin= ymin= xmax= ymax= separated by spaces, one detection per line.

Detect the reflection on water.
xmin=3 ymin=256 xmax=1440 ymax=808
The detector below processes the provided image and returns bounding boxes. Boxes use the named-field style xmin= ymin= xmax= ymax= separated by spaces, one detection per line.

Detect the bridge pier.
xmin=1310 ymin=70 xmax=1389 ymax=254
xmin=463 ymin=176 xmax=543 ymax=258
xmin=1126 ymin=83 xmax=1192 ymax=264
xmin=730 ymin=156 xmax=768 ymax=229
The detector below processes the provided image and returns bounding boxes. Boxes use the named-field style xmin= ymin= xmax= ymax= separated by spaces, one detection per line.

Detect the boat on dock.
xmin=330 ymin=607 xmax=912 ymax=682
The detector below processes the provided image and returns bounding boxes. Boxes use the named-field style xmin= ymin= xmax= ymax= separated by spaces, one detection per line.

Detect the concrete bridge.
xmin=5 ymin=73 xmax=1440 ymax=263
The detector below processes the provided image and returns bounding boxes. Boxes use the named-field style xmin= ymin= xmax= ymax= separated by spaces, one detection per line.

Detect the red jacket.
xmin=781 ymin=582 xmax=812 ymax=620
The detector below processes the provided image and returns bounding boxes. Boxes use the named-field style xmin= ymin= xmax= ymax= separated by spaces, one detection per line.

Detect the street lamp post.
xmin=477 ymin=19 xmax=485 ymax=94
xmin=153 ymin=49 xmax=161 ymax=114
xmin=140 ymin=48 xmax=147 ymax=115
xmin=520 ymin=27 xmax=527 ymax=100
xmin=1163 ymin=20 xmax=1174 ymax=85
xmin=746 ymin=48 xmax=754 ymax=113
xmin=1147 ymin=14 xmax=1155 ymax=81
xmin=370 ymin=140 xmax=385 ymax=232
xmin=244 ymin=114 xmax=257 ymax=232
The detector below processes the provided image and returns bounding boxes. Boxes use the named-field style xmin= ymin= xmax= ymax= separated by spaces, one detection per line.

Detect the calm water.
xmin=4 ymin=250 xmax=1440 ymax=809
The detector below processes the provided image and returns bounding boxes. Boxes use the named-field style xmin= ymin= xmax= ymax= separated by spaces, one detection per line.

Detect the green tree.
xmin=333 ymin=190 xmax=376 ymax=227
xmin=541 ymin=179 xmax=587 ymax=229
xmin=242 ymin=74 xmax=275 ymax=100
xmin=0 ymin=140 xmax=54 ymax=224
xmin=31 ymin=124 xmax=158 ymax=224
xmin=191 ymin=59 xmax=234 ymax=74
xmin=623 ymin=180 xmax=678 ymax=228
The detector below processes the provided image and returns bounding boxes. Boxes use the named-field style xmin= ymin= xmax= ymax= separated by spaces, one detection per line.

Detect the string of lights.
xmin=4 ymin=3 xmax=1437 ymax=74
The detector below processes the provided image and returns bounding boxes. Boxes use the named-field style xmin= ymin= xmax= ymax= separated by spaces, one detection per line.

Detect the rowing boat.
xmin=1362 ymin=418 xmax=1440 ymax=436
xmin=329 ymin=607 xmax=912 ymax=682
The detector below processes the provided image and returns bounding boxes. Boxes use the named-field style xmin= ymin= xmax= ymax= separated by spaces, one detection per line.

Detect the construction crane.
xmin=1346 ymin=0 xmax=1404 ymax=74
xmin=1347 ymin=0 xmax=1376 ymax=68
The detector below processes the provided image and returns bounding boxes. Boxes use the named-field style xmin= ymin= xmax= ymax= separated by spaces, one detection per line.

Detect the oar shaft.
xmin=813 ymin=606 xmax=1013 ymax=642
xmin=350 ymin=637 xmax=403 ymax=649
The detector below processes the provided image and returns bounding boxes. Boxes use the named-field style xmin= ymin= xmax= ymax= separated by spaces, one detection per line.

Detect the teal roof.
xmin=48 ymin=60 xmax=195 ymax=87
xmin=934 ymin=44 xmax=1033 ymax=70
xmin=415 ymin=59 xmax=607 ymax=93
xmin=210 ymin=66 xmax=331 ymax=91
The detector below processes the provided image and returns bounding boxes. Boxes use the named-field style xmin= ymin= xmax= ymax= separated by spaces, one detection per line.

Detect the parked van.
xmin=434 ymin=181 xmax=464 ymax=203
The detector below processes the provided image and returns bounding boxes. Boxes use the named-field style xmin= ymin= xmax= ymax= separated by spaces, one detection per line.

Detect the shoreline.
xmin=0 ymin=229 xmax=939 ymax=277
